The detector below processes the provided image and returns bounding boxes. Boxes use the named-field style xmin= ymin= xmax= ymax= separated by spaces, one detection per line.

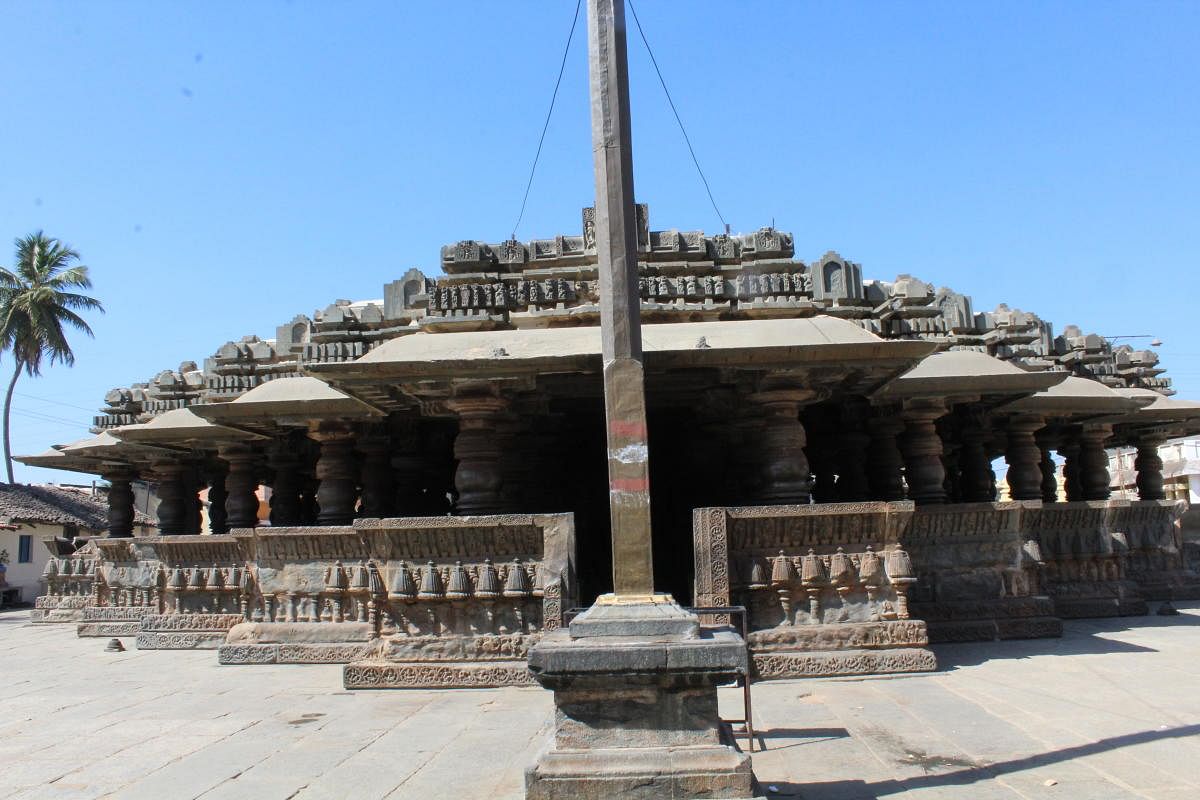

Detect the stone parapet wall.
xmin=1118 ymin=500 xmax=1198 ymax=600
xmin=1026 ymin=501 xmax=1149 ymax=617
xmin=693 ymin=502 xmax=937 ymax=679
xmin=72 ymin=514 xmax=574 ymax=687
xmin=32 ymin=541 xmax=99 ymax=624
xmin=905 ymin=501 xmax=1062 ymax=642
xmin=339 ymin=513 xmax=575 ymax=688
xmin=83 ymin=536 xmax=246 ymax=647
xmin=694 ymin=499 xmax=1198 ymax=660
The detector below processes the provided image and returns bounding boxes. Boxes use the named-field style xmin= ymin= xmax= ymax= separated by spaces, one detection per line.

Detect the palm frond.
xmin=1 ymin=231 xmax=101 ymax=377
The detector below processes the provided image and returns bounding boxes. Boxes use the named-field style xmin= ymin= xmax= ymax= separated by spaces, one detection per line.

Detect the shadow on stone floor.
xmin=932 ymin=631 xmax=1158 ymax=669
xmin=754 ymin=723 xmax=1200 ymax=799
xmin=753 ymin=727 xmax=851 ymax=752
xmin=932 ymin=603 xmax=1200 ymax=670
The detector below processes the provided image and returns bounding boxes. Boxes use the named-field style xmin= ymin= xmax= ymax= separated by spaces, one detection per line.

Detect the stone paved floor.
xmin=2 ymin=605 xmax=1198 ymax=800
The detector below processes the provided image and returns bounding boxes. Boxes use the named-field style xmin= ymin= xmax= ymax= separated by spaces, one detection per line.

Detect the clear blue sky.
xmin=2 ymin=1 xmax=1197 ymax=484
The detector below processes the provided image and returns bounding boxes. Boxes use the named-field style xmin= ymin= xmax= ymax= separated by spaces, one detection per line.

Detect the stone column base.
xmin=31 ymin=595 xmax=90 ymax=623
xmin=137 ymin=614 xmax=246 ymax=650
xmin=524 ymin=601 xmax=760 ymax=800
xmin=217 ymin=621 xmax=376 ymax=665
xmin=76 ymin=605 xmax=155 ymax=637
xmin=526 ymin=741 xmax=756 ymax=800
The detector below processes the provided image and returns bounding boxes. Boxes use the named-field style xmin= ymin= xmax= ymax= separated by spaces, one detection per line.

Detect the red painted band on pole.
xmin=609 ymin=420 xmax=648 ymax=438
xmin=609 ymin=477 xmax=650 ymax=492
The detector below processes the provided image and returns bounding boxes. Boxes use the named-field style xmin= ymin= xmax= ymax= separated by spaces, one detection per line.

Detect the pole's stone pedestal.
xmin=525 ymin=600 xmax=758 ymax=800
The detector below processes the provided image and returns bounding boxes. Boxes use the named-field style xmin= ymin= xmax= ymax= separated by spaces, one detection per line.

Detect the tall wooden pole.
xmin=588 ymin=0 xmax=655 ymax=600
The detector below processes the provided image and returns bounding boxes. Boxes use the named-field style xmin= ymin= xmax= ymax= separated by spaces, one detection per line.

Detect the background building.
xmin=0 ymin=483 xmax=154 ymax=605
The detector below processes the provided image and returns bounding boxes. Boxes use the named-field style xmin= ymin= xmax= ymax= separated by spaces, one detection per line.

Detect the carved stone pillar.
xmin=938 ymin=414 xmax=962 ymax=504
xmin=867 ymin=409 xmax=906 ymax=502
xmin=1035 ymin=429 xmax=1060 ymax=502
xmin=421 ymin=422 xmax=457 ymax=515
xmin=447 ymin=392 xmax=510 ymax=515
xmin=1134 ymin=433 xmax=1167 ymax=501
xmin=103 ymin=466 xmax=136 ymax=538
xmin=357 ymin=429 xmax=395 ymax=518
xmin=957 ymin=409 xmax=993 ymax=503
xmin=732 ymin=413 xmax=766 ymax=504
xmin=837 ymin=400 xmax=872 ymax=502
xmin=900 ymin=398 xmax=948 ymax=505
xmin=268 ymin=440 xmax=303 ymax=526
xmin=300 ymin=476 xmax=320 ymax=525
xmin=1005 ymin=414 xmax=1046 ymax=501
xmin=1079 ymin=424 xmax=1114 ymax=501
xmin=748 ymin=387 xmax=815 ymax=505
xmin=206 ymin=463 xmax=229 ymax=535
xmin=390 ymin=418 xmax=424 ymax=516
xmin=185 ymin=468 xmax=204 ymax=534
xmin=219 ymin=446 xmax=260 ymax=530
xmin=154 ymin=462 xmax=189 ymax=535
xmin=532 ymin=413 xmax=569 ymax=512
xmin=497 ymin=413 xmax=530 ymax=513
xmin=310 ymin=424 xmax=360 ymax=525
xmin=803 ymin=405 xmax=837 ymax=503
xmin=1060 ymin=435 xmax=1083 ymax=502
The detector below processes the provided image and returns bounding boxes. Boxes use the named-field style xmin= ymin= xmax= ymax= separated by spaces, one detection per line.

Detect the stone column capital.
xmin=306 ymin=421 xmax=356 ymax=443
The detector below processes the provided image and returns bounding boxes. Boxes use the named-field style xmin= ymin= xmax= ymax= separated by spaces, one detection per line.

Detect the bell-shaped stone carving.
xmin=885 ymin=546 xmax=916 ymax=620
xmin=885 ymin=548 xmax=914 ymax=582
xmin=800 ymin=549 xmax=827 ymax=588
xmin=770 ymin=551 xmax=797 ymax=587
xmin=42 ymin=559 xmax=58 ymax=579
xmin=418 ymin=561 xmax=445 ymax=600
xmin=389 ymin=561 xmax=416 ymax=600
xmin=239 ymin=566 xmax=255 ymax=594
xmin=475 ymin=559 xmax=501 ymax=599
xmin=327 ymin=561 xmax=348 ymax=591
xmin=858 ymin=546 xmax=883 ymax=588
xmin=446 ymin=561 xmax=472 ymax=600
xmin=227 ymin=564 xmax=242 ymax=588
xmin=829 ymin=547 xmax=855 ymax=589
xmin=350 ymin=562 xmax=370 ymax=592
xmin=367 ymin=561 xmax=385 ymax=596
xmin=747 ymin=559 xmax=768 ymax=591
xmin=206 ymin=566 xmax=224 ymax=590
xmin=1021 ymin=539 xmax=1044 ymax=565
xmin=188 ymin=566 xmax=206 ymax=590
xmin=60 ymin=558 xmax=74 ymax=577
xmin=503 ymin=558 xmax=532 ymax=598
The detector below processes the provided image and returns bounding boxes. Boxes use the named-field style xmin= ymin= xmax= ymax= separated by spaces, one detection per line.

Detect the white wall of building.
xmin=0 ymin=523 xmax=55 ymax=602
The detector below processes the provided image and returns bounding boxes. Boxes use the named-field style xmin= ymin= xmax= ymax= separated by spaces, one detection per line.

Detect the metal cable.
xmin=511 ymin=0 xmax=584 ymax=241
xmin=627 ymin=0 xmax=728 ymax=230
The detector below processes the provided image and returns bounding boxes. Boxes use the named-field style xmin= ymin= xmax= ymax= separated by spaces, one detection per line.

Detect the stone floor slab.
xmin=2 ymin=604 xmax=1199 ymax=799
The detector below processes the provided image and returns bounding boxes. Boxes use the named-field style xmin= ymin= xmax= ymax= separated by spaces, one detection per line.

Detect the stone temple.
xmin=23 ymin=207 xmax=1200 ymax=687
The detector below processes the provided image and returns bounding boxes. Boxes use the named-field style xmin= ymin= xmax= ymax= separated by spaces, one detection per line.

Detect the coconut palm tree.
xmin=0 ymin=232 xmax=104 ymax=482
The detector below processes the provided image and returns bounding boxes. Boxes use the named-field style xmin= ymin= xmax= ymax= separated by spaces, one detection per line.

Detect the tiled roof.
xmin=0 ymin=484 xmax=153 ymax=530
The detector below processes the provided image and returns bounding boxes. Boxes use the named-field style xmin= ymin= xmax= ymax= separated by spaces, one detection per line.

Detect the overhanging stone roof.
xmin=190 ymin=376 xmax=384 ymax=431
xmin=872 ymin=350 xmax=1067 ymax=404
xmin=1004 ymin=376 xmax=1151 ymax=417
xmin=115 ymin=407 xmax=266 ymax=446
xmin=309 ymin=316 xmax=935 ymax=379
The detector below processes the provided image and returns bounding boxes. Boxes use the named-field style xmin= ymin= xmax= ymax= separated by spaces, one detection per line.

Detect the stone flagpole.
xmin=589 ymin=0 xmax=655 ymax=602
xmin=523 ymin=2 xmax=758 ymax=797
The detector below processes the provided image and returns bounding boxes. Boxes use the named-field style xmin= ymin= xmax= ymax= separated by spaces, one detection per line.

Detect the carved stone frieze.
xmin=751 ymin=647 xmax=937 ymax=679
xmin=343 ymin=660 xmax=536 ymax=689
